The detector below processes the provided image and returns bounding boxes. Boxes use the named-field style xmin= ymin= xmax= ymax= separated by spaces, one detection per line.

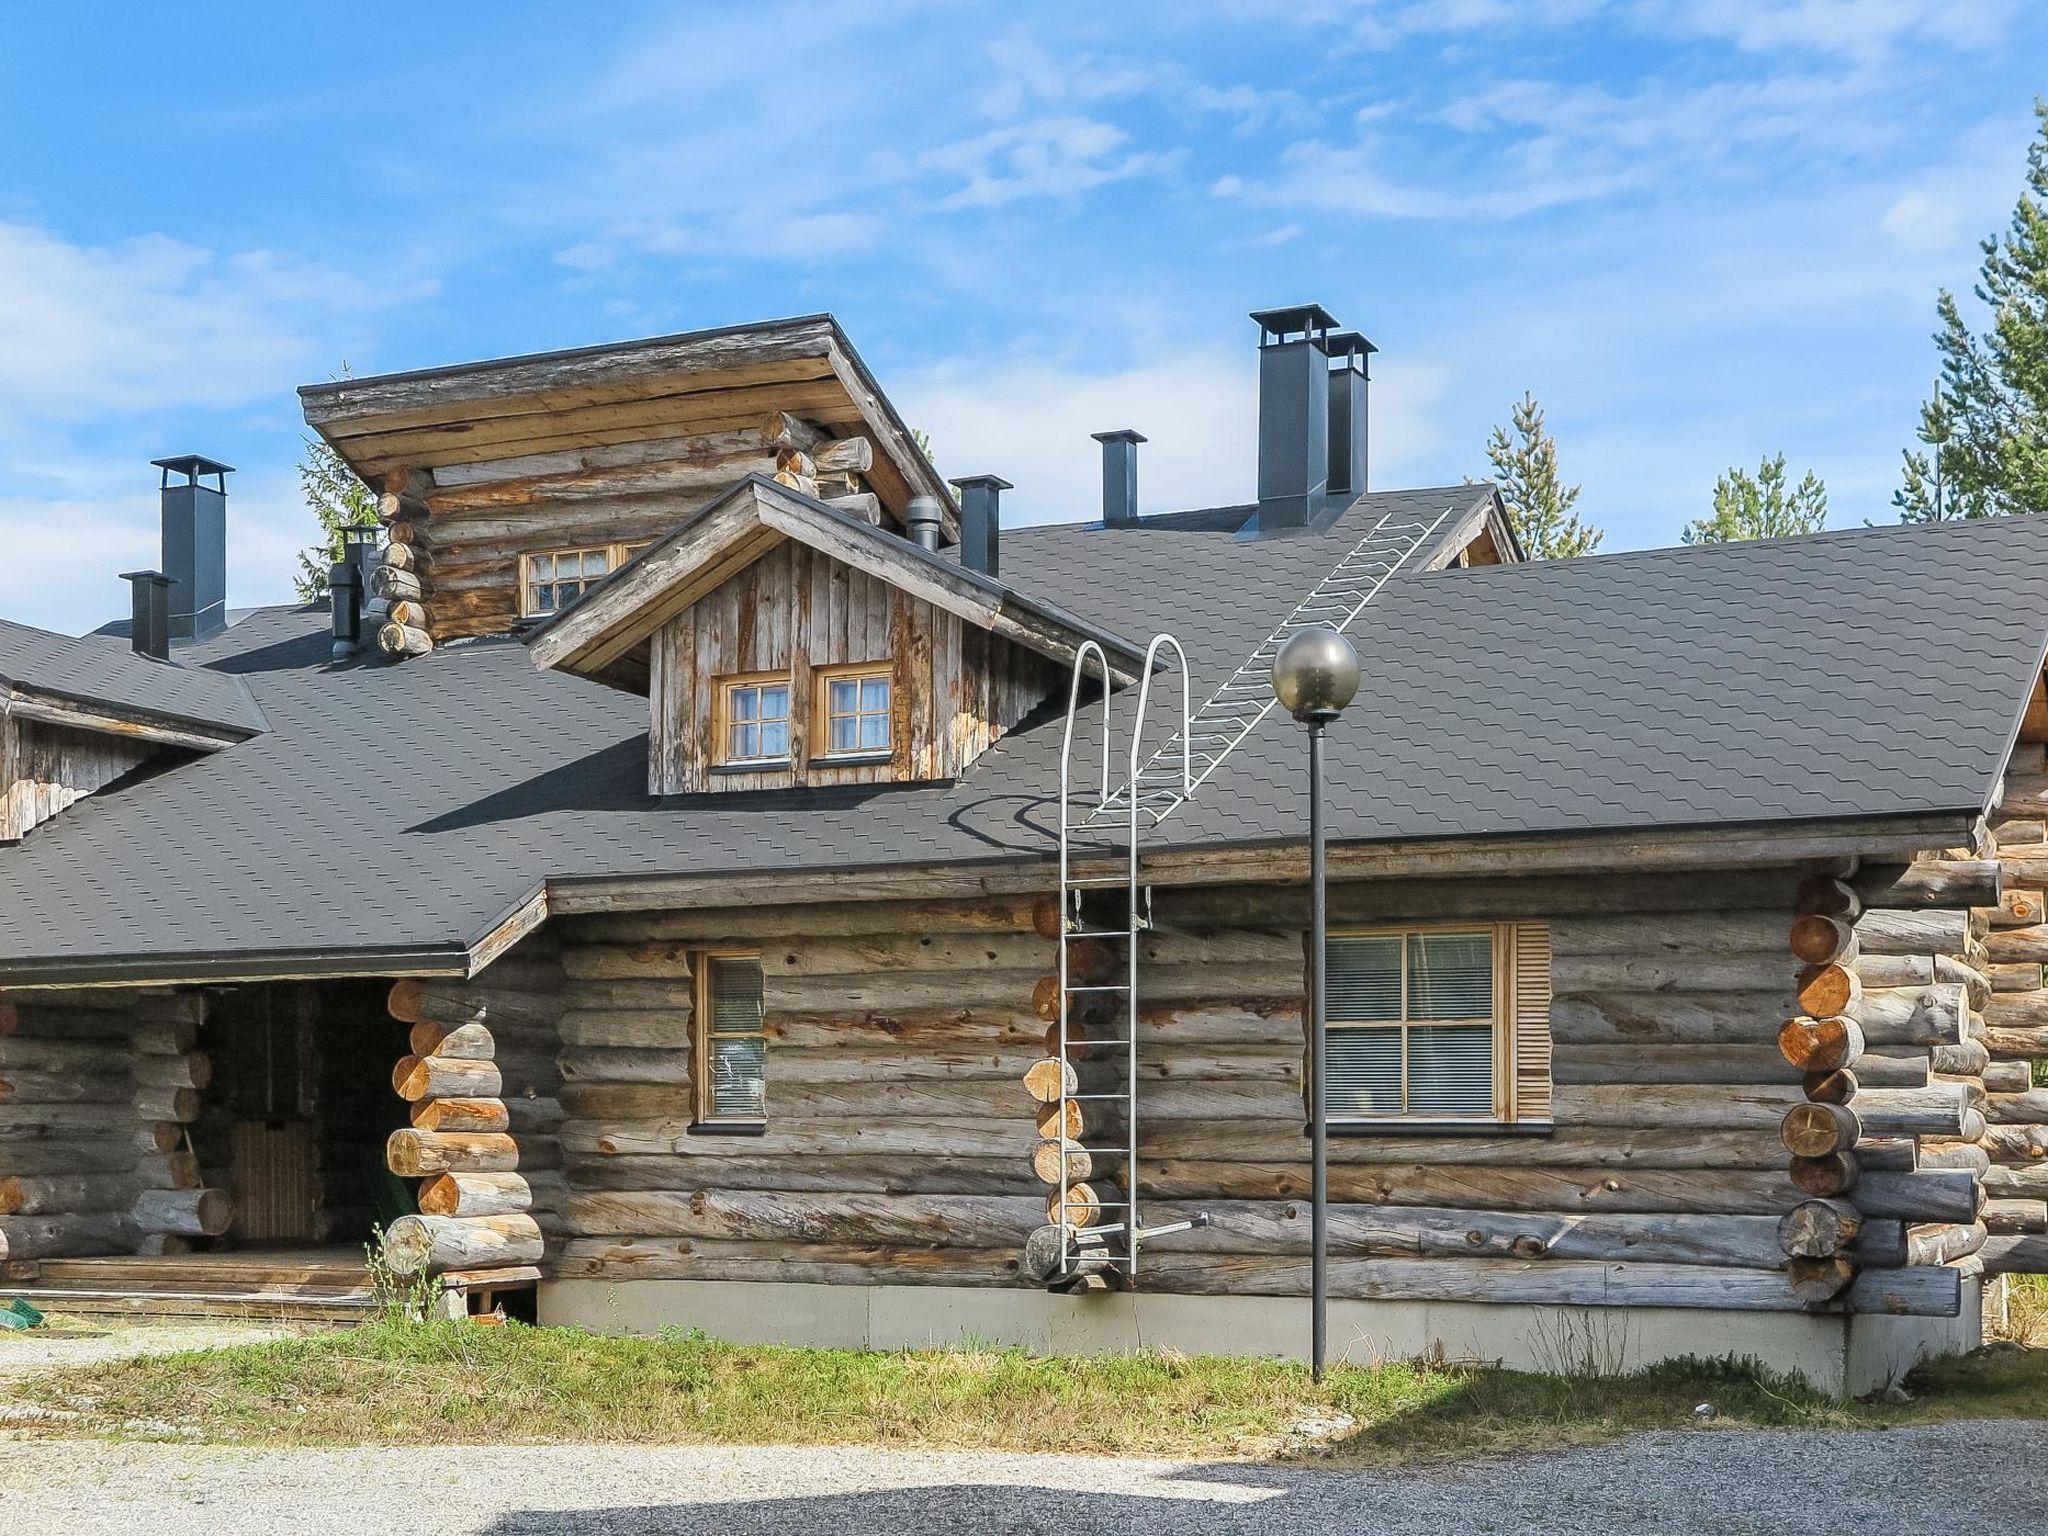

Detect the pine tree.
xmin=1895 ymin=98 xmax=2048 ymax=521
xmin=1485 ymin=391 xmax=1601 ymax=559
xmin=292 ymin=367 xmax=378 ymax=600
xmin=1684 ymin=453 xmax=1828 ymax=544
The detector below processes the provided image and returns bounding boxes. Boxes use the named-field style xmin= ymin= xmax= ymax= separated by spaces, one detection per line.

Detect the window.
xmin=719 ymin=677 xmax=792 ymax=765
xmin=697 ymin=953 xmax=767 ymax=1124
xmin=1323 ymin=926 xmax=1539 ymax=1122
xmin=816 ymin=664 xmax=892 ymax=758
xmin=520 ymin=540 xmax=655 ymax=617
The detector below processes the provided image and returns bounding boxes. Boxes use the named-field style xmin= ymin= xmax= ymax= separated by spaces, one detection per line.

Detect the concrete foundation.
xmin=538 ymin=1275 xmax=1984 ymax=1399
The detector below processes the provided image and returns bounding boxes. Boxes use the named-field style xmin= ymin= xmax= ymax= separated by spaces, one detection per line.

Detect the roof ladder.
xmin=1050 ymin=636 xmax=1207 ymax=1288
xmin=1089 ymin=506 xmax=1456 ymax=829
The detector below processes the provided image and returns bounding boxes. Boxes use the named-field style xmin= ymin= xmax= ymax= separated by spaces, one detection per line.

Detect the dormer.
xmin=298 ymin=316 xmax=956 ymax=654
xmin=527 ymin=477 xmax=1145 ymax=794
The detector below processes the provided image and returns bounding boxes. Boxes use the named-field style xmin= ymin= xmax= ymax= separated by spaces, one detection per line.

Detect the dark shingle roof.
xmin=0 ymin=617 xmax=265 ymax=739
xmin=0 ymin=487 xmax=2041 ymax=980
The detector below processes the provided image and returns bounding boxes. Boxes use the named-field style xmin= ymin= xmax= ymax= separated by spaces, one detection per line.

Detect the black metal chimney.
xmin=950 ymin=475 xmax=1011 ymax=578
xmin=1251 ymin=305 xmax=1337 ymax=534
xmin=329 ymin=558 xmax=363 ymax=658
xmin=1326 ymin=331 xmax=1375 ymax=500
xmin=152 ymin=454 xmax=233 ymax=641
xmin=906 ymin=495 xmax=945 ymax=554
xmin=120 ymin=571 xmax=173 ymax=662
xmin=1091 ymin=430 xmax=1145 ymax=528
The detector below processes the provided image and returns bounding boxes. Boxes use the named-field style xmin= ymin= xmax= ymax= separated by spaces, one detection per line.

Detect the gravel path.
xmin=0 ymin=1321 xmax=297 ymax=1380
xmin=1 ymin=1421 xmax=2043 ymax=1535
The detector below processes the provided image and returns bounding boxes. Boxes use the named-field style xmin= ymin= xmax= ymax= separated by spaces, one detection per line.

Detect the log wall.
xmin=0 ymin=987 xmax=230 ymax=1264
xmin=647 ymin=540 xmax=1060 ymax=793
xmin=385 ymin=415 xmax=881 ymax=648
xmin=537 ymin=867 xmax=1951 ymax=1313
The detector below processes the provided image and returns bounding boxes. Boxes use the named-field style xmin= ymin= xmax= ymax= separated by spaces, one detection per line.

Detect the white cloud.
xmin=925 ymin=117 xmax=1181 ymax=210
xmin=893 ymin=347 xmax=1449 ymax=531
xmin=1882 ymin=188 xmax=1965 ymax=252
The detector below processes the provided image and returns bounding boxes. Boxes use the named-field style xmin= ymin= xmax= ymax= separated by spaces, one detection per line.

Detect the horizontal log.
xmin=1988 ymin=964 xmax=2045 ymax=993
xmin=1991 ymin=888 xmax=2047 ymax=929
xmin=1856 ymin=984 xmax=1966 ymax=1047
xmin=0 ymin=1213 xmax=135 ymax=1261
xmin=1916 ymin=1139 xmax=1991 ymax=1172
xmin=569 ymin=1152 xmax=1036 ymax=1198
xmin=1137 ymin=1119 xmax=1789 ymax=1170
xmin=1782 ymin=1101 xmax=1860 ymax=1157
xmin=0 ymin=1037 xmax=131 ymax=1075
xmin=410 ymin=1097 xmax=510 ymax=1133
xmin=1856 ymin=907 xmax=1974 ymax=956
xmin=386 ymin=1129 xmax=521 ymax=1176
xmin=1982 ymin=1233 xmax=2048 ymax=1274
xmin=565 ymin=1117 xmax=1036 ymax=1161
xmin=1935 ymin=954 xmax=1992 ymax=1010
xmin=1779 ymin=1016 xmax=1863 ymax=1072
xmin=383 ymin=1213 xmax=543 ymax=1275
xmin=134 ymin=1051 xmax=211 ymax=1090
xmin=1845 ymin=1049 xmax=1931 ymax=1089
xmin=392 ymin=1055 xmax=502 ymax=1103
xmin=568 ymin=1189 xmax=1045 ymax=1250
xmin=1779 ymin=1198 xmax=1862 ymax=1257
xmin=408 ymin=1021 xmax=496 ymax=1060
xmin=1551 ymin=1044 xmax=1793 ymax=1086
xmin=571 ymin=896 xmax=1043 ymax=943
xmin=0 ymin=1071 xmax=133 ymax=1106
xmin=551 ymin=1237 xmax=1022 ymax=1288
xmin=0 ymin=1172 xmax=146 ymax=1216
xmin=1852 ymin=954 xmax=1929 ymax=989
xmin=132 ymin=1187 xmax=232 ymax=1237
xmin=1854 ymin=1168 xmax=1984 ymax=1223
xmin=1138 ymin=1160 xmax=1803 ymax=1214
xmin=1984 ymin=1061 xmax=2034 ymax=1094
xmin=1985 ymin=1089 xmax=2048 ymax=1124
xmin=133 ymin=1018 xmax=199 ymax=1055
xmin=417 ymin=1172 xmax=540 ymax=1218
xmin=1844 ymin=1264 xmax=1967 ymax=1316
xmin=1554 ymin=1083 xmax=1804 ymax=1131
xmin=132 ymin=1084 xmax=200 ymax=1122
xmin=1985 ymin=1198 xmax=2048 ymax=1234
xmin=388 ymin=980 xmax=559 ymax=1032
xmin=1550 ymin=952 xmax=1798 ymax=995
xmin=1850 ymin=1084 xmax=1970 ymax=1138
xmin=1985 ymin=924 xmax=2048 ymax=964
xmin=1853 ymin=860 xmax=2000 ymax=909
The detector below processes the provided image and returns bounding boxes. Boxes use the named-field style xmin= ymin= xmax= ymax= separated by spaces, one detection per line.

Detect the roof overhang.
xmin=2 ymin=683 xmax=257 ymax=753
xmin=298 ymin=313 xmax=956 ymax=537
xmin=524 ymin=475 xmax=1149 ymax=692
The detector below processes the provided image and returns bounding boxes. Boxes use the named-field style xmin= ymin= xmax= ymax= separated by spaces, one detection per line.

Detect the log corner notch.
xmin=1780 ymin=857 xmax=2000 ymax=1316
xmin=382 ymin=959 xmax=566 ymax=1294
xmin=371 ymin=469 xmax=432 ymax=659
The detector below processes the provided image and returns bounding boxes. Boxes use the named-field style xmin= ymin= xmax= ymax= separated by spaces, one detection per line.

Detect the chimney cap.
xmin=1090 ymin=429 xmax=1148 ymax=445
xmin=151 ymin=454 xmax=236 ymax=481
xmin=1326 ymin=330 xmax=1378 ymax=360
xmin=118 ymin=569 xmax=174 ymax=587
xmin=948 ymin=474 xmax=1014 ymax=492
xmin=1250 ymin=304 xmax=1339 ymax=344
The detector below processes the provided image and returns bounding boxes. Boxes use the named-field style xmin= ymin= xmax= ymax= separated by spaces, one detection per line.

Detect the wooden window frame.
xmin=713 ymin=671 xmax=795 ymax=769
xmin=811 ymin=661 xmax=894 ymax=763
xmin=693 ymin=948 xmax=767 ymax=1130
xmin=1321 ymin=921 xmax=1517 ymax=1127
xmin=519 ymin=540 xmax=652 ymax=619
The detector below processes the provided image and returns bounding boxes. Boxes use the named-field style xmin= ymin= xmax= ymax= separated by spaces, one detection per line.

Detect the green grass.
xmin=8 ymin=1313 xmax=2046 ymax=1464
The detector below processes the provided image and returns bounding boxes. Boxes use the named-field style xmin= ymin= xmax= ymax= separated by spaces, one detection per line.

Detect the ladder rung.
xmin=1065 ymin=984 xmax=1130 ymax=993
xmin=1063 ymin=929 xmax=1134 ymax=940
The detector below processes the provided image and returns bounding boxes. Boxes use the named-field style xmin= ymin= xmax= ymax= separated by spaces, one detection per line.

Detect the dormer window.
xmin=520 ymin=541 xmax=654 ymax=618
xmin=816 ymin=664 xmax=892 ymax=759
xmin=718 ymin=675 xmax=792 ymax=766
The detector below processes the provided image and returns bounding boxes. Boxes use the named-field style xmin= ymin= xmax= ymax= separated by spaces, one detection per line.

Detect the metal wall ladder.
xmin=1050 ymin=635 xmax=1204 ymax=1286
xmin=1090 ymin=505 xmax=1455 ymax=830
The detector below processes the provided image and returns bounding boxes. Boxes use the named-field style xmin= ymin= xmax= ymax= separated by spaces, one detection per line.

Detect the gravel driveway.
xmin=1 ymin=1421 xmax=2043 ymax=1535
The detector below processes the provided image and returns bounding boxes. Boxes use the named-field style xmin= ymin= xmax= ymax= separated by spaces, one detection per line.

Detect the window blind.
xmin=1323 ymin=929 xmax=1498 ymax=1119
xmin=704 ymin=956 xmax=766 ymax=1120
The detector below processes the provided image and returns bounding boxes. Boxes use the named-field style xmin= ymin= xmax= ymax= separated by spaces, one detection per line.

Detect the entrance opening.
xmin=189 ymin=979 xmax=413 ymax=1252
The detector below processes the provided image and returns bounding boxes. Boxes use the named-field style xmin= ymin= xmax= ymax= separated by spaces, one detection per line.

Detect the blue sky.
xmin=0 ymin=1 xmax=2041 ymax=633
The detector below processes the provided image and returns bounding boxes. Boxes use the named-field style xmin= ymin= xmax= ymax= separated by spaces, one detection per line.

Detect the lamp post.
xmin=1271 ymin=625 xmax=1361 ymax=1382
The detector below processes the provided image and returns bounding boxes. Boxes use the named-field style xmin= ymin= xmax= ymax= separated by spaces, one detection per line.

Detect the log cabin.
xmin=2 ymin=304 xmax=2047 ymax=1393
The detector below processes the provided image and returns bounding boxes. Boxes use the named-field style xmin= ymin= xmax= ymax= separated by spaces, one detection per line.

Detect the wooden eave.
xmin=1 ymin=683 xmax=255 ymax=754
xmin=524 ymin=476 xmax=1148 ymax=693
xmin=297 ymin=314 xmax=956 ymax=536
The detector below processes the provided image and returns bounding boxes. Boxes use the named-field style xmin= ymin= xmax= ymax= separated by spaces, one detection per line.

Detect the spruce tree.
xmin=1684 ymin=454 xmax=1827 ymax=544
xmin=1896 ymin=99 xmax=2048 ymax=521
xmin=292 ymin=368 xmax=378 ymax=600
xmin=1485 ymin=391 xmax=1601 ymax=559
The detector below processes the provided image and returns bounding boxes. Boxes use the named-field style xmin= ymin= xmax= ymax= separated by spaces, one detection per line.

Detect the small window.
xmin=817 ymin=665 xmax=892 ymax=758
xmin=1324 ymin=928 xmax=1501 ymax=1120
xmin=521 ymin=546 xmax=613 ymax=616
xmin=720 ymin=678 xmax=792 ymax=764
xmin=698 ymin=953 xmax=766 ymax=1124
